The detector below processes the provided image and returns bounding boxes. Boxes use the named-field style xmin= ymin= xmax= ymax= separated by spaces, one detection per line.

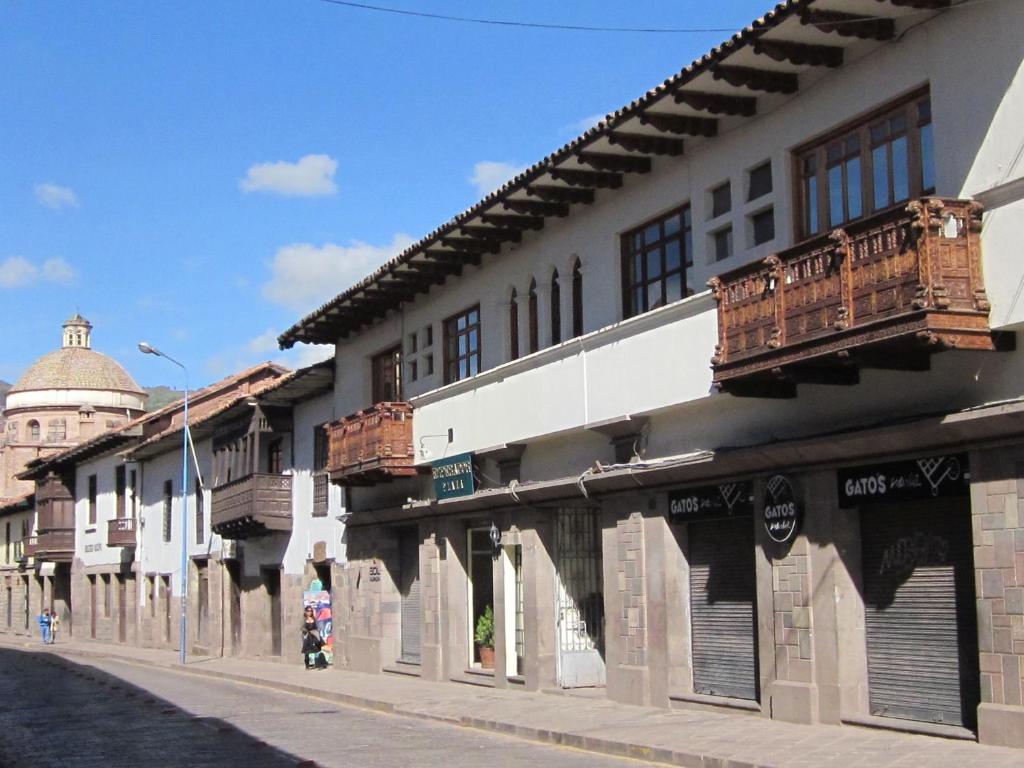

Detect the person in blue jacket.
xmin=37 ymin=609 xmax=51 ymax=645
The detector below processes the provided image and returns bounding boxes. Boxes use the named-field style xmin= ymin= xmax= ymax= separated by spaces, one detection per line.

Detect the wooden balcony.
xmin=327 ymin=402 xmax=423 ymax=486
xmin=106 ymin=517 xmax=137 ymax=548
xmin=709 ymin=199 xmax=1006 ymax=397
xmin=34 ymin=530 xmax=74 ymax=562
xmin=211 ymin=473 xmax=292 ymax=539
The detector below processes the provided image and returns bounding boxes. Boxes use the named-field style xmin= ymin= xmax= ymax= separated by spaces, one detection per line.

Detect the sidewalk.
xmin=3 ymin=636 xmax=1022 ymax=768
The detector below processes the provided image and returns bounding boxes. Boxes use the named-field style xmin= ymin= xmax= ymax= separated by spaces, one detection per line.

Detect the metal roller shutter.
xmin=861 ymin=500 xmax=979 ymax=728
xmin=399 ymin=529 xmax=422 ymax=664
xmin=689 ymin=516 xmax=759 ymax=700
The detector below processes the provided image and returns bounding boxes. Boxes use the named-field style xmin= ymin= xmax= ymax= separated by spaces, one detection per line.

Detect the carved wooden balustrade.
xmin=211 ymin=473 xmax=292 ymax=539
xmin=326 ymin=402 xmax=422 ymax=486
xmin=106 ymin=517 xmax=137 ymax=548
xmin=34 ymin=474 xmax=75 ymax=562
xmin=709 ymin=199 xmax=1000 ymax=396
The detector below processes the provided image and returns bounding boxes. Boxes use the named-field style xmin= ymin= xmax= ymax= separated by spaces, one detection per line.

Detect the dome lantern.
xmin=63 ymin=313 xmax=92 ymax=349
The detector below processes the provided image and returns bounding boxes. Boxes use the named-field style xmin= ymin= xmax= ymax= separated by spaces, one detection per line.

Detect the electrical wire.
xmin=318 ymin=0 xmax=992 ymax=35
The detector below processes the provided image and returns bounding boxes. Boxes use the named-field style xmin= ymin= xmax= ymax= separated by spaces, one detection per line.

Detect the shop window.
xmin=796 ymin=89 xmax=933 ymax=239
xmin=621 ymin=206 xmax=693 ymax=319
xmin=443 ymin=305 xmax=481 ymax=383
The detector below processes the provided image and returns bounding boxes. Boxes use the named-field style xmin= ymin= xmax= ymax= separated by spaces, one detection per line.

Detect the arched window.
xmin=509 ymin=288 xmax=520 ymax=361
xmin=550 ymin=269 xmax=561 ymax=346
xmin=571 ymin=258 xmax=583 ymax=338
xmin=27 ymin=420 xmax=40 ymax=442
xmin=527 ymin=279 xmax=539 ymax=354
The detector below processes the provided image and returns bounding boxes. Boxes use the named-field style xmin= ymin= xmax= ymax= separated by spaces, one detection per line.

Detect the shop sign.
xmin=763 ymin=474 xmax=802 ymax=544
xmin=837 ymin=454 xmax=968 ymax=508
xmin=668 ymin=481 xmax=753 ymax=521
xmin=431 ymin=452 xmax=475 ymax=500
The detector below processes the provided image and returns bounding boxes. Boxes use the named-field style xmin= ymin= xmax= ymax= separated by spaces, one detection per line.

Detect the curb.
xmin=19 ymin=642 xmax=774 ymax=768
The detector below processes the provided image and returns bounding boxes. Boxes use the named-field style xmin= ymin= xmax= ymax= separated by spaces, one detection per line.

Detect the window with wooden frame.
xmin=621 ymin=205 xmax=693 ymax=319
xmin=444 ymin=305 xmax=481 ymax=384
xmin=509 ymin=288 xmax=520 ymax=361
xmin=129 ymin=470 xmax=137 ymax=519
xmin=115 ymin=465 xmax=126 ymax=519
xmin=194 ymin=477 xmax=204 ymax=545
xmin=313 ymin=423 xmax=329 ymax=517
xmin=87 ymin=475 xmax=97 ymax=525
xmin=571 ymin=259 xmax=583 ymax=338
xmin=796 ymin=88 xmax=934 ymax=239
xmin=527 ymin=279 xmax=539 ymax=353
xmin=162 ymin=480 xmax=173 ymax=543
xmin=550 ymin=270 xmax=561 ymax=346
xmin=371 ymin=345 xmax=403 ymax=403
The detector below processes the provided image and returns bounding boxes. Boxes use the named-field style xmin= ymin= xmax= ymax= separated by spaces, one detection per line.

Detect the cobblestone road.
xmin=0 ymin=648 xmax=646 ymax=768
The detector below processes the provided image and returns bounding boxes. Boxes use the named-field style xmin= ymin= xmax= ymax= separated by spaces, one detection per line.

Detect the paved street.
xmin=0 ymin=647 xmax=642 ymax=768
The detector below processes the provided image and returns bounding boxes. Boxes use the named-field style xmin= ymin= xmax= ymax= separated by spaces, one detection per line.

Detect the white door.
xmin=555 ymin=509 xmax=605 ymax=688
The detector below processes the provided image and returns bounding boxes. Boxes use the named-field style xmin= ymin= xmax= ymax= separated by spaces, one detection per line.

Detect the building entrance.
xmin=555 ymin=508 xmax=605 ymax=688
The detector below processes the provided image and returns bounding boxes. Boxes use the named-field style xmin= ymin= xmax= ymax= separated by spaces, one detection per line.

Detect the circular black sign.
xmin=763 ymin=474 xmax=802 ymax=544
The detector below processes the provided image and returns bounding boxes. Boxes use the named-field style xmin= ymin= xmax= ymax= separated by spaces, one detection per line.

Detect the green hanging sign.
xmin=431 ymin=452 xmax=475 ymax=500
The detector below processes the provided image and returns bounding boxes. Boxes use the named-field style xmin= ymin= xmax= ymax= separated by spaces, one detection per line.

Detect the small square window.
xmin=713 ymin=227 xmax=733 ymax=262
xmin=752 ymin=208 xmax=775 ymax=246
xmin=425 ymin=353 xmax=434 ymax=376
xmin=748 ymin=162 xmax=773 ymax=201
xmin=409 ymin=332 xmax=418 ymax=354
xmin=409 ymin=360 xmax=418 ymax=382
xmin=711 ymin=182 xmax=732 ymax=219
xmin=424 ymin=326 xmax=433 ymax=347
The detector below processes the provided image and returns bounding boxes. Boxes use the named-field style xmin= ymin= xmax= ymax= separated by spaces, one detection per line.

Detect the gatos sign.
xmin=837 ymin=454 xmax=967 ymax=508
xmin=668 ymin=481 xmax=753 ymax=521
xmin=763 ymin=474 xmax=802 ymax=544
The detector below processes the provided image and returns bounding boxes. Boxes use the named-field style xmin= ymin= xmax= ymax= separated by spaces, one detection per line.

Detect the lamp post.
xmin=139 ymin=341 xmax=189 ymax=665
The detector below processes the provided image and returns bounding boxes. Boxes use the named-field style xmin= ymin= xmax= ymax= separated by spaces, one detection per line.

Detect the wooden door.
xmin=227 ymin=561 xmax=242 ymax=654
xmin=117 ymin=575 xmax=127 ymax=643
xmin=265 ymin=569 xmax=281 ymax=656
xmin=372 ymin=346 xmax=403 ymax=403
xmin=89 ymin=576 xmax=97 ymax=639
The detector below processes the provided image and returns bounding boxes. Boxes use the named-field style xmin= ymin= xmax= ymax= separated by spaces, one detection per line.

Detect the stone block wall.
xmin=0 ymin=571 xmax=32 ymax=636
xmin=615 ymin=512 xmax=647 ymax=668
xmin=771 ymin=547 xmax=813 ymax=685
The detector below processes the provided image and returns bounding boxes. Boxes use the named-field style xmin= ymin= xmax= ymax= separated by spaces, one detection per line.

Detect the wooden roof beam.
xmin=378 ymin=276 xmax=433 ymax=295
xmin=607 ymin=132 xmax=684 ymax=157
xmin=548 ymin=167 xmax=623 ymax=189
xmin=673 ymin=90 xmax=757 ymax=117
xmin=524 ymin=185 xmax=595 ymax=205
xmin=799 ymin=9 xmax=895 ymax=40
xmin=881 ymin=0 xmax=950 ymax=8
xmin=711 ymin=65 xmax=799 ymax=94
xmin=407 ymin=259 xmax=463 ymax=277
xmin=459 ymin=225 xmax=522 ymax=243
xmin=480 ymin=212 xmax=545 ymax=231
xmin=439 ymin=236 xmax=502 ymax=255
xmin=752 ymin=39 xmax=844 ymax=68
xmin=576 ymin=152 xmax=652 ymax=174
xmin=425 ymin=248 xmax=481 ymax=267
xmin=503 ymin=198 xmax=570 ymax=217
xmin=638 ymin=112 xmax=718 ymax=137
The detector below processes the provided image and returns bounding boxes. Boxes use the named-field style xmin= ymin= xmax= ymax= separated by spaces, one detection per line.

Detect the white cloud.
xmin=261 ymin=234 xmax=415 ymax=312
xmin=205 ymin=329 xmax=333 ymax=379
xmin=0 ymin=256 xmax=77 ymax=288
xmin=34 ymin=183 xmax=79 ymax=209
xmin=239 ymin=154 xmax=338 ymax=197
xmin=566 ymin=113 xmax=607 ymax=134
xmin=470 ymin=161 xmax=526 ymax=196
xmin=0 ymin=257 xmax=38 ymax=288
xmin=41 ymin=257 xmax=77 ymax=284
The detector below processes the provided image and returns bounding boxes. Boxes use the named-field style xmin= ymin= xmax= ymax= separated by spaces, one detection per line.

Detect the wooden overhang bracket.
xmin=638 ymin=112 xmax=718 ymax=138
xmin=883 ymin=0 xmax=951 ymax=9
xmin=711 ymin=65 xmax=799 ymax=95
xmin=502 ymin=197 xmax=570 ymax=217
xmin=798 ymin=9 xmax=895 ymax=41
xmin=439 ymin=236 xmax=501 ymax=255
xmin=673 ymin=90 xmax=757 ymax=117
xmin=752 ymin=39 xmax=844 ymax=68
xmin=547 ymin=167 xmax=623 ymax=189
xmin=718 ymin=376 xmax=798 ymax=399
xmin=607 ymin=132 xmax=685 ymax=157
xmin=480 ymin=213 xmax=544 ymax=231
xmin=459 ymin=225 xmax=522 ymax=243
xmin=575 ymin=152 xmax=652 ymax=174
xmin=406 ymin=259 xmax=462 ymax=275
xmin=523 ymin=185 xmax=594 ymax=205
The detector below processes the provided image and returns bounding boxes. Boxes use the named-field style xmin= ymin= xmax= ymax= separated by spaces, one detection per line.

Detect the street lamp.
xmin=139 ymin=341 xmax=189 ymax=665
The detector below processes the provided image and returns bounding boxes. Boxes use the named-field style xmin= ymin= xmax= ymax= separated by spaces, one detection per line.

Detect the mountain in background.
xmin=144 ymin=385 xmax=184 ymax=411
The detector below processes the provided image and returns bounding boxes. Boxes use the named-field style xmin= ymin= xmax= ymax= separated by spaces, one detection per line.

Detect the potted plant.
xmin=474 ymin=605 xmax=495 ymax=669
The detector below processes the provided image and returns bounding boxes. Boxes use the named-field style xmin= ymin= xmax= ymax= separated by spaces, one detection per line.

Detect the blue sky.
xmin=0 ymin=0 xmax=770 ymax=390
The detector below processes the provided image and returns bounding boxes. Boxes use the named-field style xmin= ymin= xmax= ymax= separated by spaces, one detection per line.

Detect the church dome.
xmin=9 ymin=347 xmax=144 ymax=395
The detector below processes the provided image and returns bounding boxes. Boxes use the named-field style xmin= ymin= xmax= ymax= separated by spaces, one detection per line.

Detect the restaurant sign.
xmin=837 ymin=454 xmax=968 ymax=508
xmin=431 ymin=452 xmax=475 ymax=500
xmin=668 ymin=481 xmax=753 ymax=521
xmin=763 ymin=474 xmax=802 ymax=545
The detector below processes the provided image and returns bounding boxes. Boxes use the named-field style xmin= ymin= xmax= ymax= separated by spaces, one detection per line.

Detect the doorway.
xmin=264 ymin=568 xmax=282 ymax=656
xmin=196 ymin=560 xmax=209 ymax=648
xmin=89 ymin=575 xmax=97 ymax=639
xmin=117 ymin=574 xmax=127 ymax=643
xmin=467 ymin=528 xmax=495 ymax=667
xmin=226 ymin=560 xmax=242 ymax=654
xmin=372 ymin=345 xmax=403 ymax=403
xmin=397 ymin=528 xmax=421 ymax=664
xmin=161 ymin=575 xmax=171 ymax=643
xmin=555 ymin=509 xmax=605 ymax=688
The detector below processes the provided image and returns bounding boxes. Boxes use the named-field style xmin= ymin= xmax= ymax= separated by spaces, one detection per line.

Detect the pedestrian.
xmin=301 ymin=606 xmax=322 ymax=670
xmin=49 ymin=609 xmax=60 ymax=644
xmin=37 ymin=608 xmax=51 ymax=645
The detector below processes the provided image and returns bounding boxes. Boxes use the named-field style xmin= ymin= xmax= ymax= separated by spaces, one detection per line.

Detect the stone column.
xmin=420 ymin=529 xmax=444 ymax=681
xmin=523 ymin=518 xmax=557 ymax=690
xmin=971 ymin=448 xmax=1024 ymax=748
xmin=605 ymin=506 xmax=650 ymax=705
xmin=534 ymin=283 xmax=553 ymax=351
